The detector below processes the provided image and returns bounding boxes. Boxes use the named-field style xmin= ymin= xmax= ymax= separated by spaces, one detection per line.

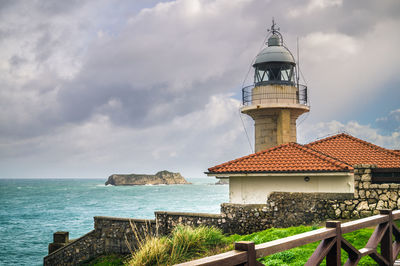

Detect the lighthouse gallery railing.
xmin=242 ymin=84 xmax=308 ymax=106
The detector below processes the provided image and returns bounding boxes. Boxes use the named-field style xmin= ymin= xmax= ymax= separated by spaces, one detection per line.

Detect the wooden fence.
xmin=177 ymin=209 xmax=400 ymax=266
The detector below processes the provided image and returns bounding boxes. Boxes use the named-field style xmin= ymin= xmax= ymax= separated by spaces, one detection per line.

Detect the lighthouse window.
xmin=255 ymin=63 xmax=295 ymax=85
xmin=281 ymin=69 xmax=291 ymax=81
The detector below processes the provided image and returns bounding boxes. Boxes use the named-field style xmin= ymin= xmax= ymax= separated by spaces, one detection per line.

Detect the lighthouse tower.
xmin=241 ymin=21 xmax=310 ymax=152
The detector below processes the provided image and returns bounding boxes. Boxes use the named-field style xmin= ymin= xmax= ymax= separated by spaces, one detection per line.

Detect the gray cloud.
xmin=1 ymin=0 xmax=400 ymax=177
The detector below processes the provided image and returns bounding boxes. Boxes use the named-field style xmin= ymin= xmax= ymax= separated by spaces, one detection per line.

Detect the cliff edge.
xmin=105 ymin=170 xmax=190 ymax=186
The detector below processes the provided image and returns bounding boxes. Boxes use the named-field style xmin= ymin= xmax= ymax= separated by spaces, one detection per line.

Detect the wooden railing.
xmin=177 ymin=209 xmax=400 ymax=266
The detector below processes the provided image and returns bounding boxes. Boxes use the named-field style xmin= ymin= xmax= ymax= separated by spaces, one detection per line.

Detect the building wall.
xmin=229 ymin=173 xmax=354 ymax=204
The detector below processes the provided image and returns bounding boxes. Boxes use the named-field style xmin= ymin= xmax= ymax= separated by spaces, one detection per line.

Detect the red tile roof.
xmin=306 ymin=133 xmax=400 ymax=168
xmin=208 ymin=142 xmax=353 ymax=174
xmin=392 ymin=150 xmax=400 ymax=156
xmin=208 ymin=133 xmax=400 ymax=174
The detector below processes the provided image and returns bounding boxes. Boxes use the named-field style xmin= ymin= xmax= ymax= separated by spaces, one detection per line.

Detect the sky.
xmin=0 ymin=0 xmax=399 ymax=179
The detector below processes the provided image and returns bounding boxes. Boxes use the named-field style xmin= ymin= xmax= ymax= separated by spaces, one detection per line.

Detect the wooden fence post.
xmin=380 ymin=209 xmax=393 ymax=265
xmin=325 ymin=221 xmax=341 ymax=266
xmin=235 ymin=241 xmax=262 ymax=266
xmin=306 ymin=221 xmax=341 ymax=266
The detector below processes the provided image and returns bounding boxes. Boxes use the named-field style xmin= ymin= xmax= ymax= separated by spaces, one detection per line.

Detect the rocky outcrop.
xmin=105 ymin=170 xmax=190 ymax=186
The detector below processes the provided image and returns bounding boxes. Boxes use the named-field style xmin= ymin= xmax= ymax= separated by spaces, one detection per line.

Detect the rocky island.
xmin=105 ymin=170 xmax=190 ymax=186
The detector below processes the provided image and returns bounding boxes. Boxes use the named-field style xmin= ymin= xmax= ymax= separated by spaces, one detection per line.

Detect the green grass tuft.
xmin=127 ymin=225 xmax=227 ymax=266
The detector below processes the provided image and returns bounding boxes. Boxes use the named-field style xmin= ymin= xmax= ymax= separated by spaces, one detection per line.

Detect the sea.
xmin=0 ymin=177 xmax=228 ymax=266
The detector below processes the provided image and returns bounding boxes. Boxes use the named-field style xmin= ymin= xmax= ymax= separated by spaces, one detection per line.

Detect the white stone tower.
xmin=241 ymin=21 xmax=310 ymax=152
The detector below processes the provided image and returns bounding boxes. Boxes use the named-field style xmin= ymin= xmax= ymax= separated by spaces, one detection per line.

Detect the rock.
xmin=361 ymin=174 xmax=371 ymax=182
xmin=335 ymin=208 xmax=341 ymax=218
xmin=369 ymin=190 xmax=378 ymax=199
xmin=357 ymin=201 xmax=368 ymax=211
xmin=342 ymin=211 xmax=350 ymax=219
xmin=352 ymin=210 xmax=360 ymax=219
xmin=379 ymin=194 xmax=388 ymax=201
xmin=360 ymin=210 xmax=371 ymax=218
xmin=389 ymin=201 xmax=397 ymax=210
xmin=377 ymin=200 xmax=385 ymax=209
xmin=105 ymin=170 xmax=191 ymax=186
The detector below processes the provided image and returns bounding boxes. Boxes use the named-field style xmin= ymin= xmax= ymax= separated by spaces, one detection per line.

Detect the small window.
xmin=371 ymin=168 xmax=400 ymax=184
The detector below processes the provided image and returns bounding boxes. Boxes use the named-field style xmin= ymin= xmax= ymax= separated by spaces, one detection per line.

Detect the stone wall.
xmin=266 ymin=192 xmax=353 ymax=227
xmin=44 ymin=230 xmax=101 ymax=266
xmin=44 ymin=216 xmax=156 ymax=266
xmin=332 ymin=164 xmax=400 ymax=219
xmin=155 ymin=211 xmax=225 ymax=235
xmin=94 ymin=216 xmax=157 ymax=253
xmin=220 ymin=203 xmax=272 ymax=234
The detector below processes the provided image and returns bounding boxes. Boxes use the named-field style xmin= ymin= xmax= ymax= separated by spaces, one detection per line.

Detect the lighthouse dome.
xmin=253 ymin=46 xmax=295 ymax=65
xmin=253 ymin=34 xmax=295 ymax=66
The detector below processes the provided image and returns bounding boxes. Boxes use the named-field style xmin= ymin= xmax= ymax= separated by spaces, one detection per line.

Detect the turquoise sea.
xmin=0 ymin=178 xmax=228 ymax=266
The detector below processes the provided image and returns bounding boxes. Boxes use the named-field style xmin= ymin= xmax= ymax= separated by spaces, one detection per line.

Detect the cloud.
xmin=299 ymin=18 xmax=400 ymax=124
xmin=375 ymin=109 xmax=400 ymax=134
xmin=298 ymin=117 xmax=400 ymax=150
xmin=289 ymin=0 xmax=343 ymax=17
xmin=0 ymin=94 xmax=249 ymax=178
xmin=1 ymin=0 xmax=400 ymax=177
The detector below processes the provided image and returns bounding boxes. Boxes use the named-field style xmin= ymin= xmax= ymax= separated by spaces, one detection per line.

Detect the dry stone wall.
xmin=220 ymin=203 xmax=272 ymax=234
xmin=94 ymin=216 xmax=157 ymax=253
xmin=266 ymin=192 xmax=353 ymax=227
xmin=333 ymin=164 xmax=400 ymax=219
xmin=44 ymin=217 xmax=156 ymax=266
xmin=155 ymin=211 xmax=225 ymax=235
xmin=44 ymin=230 xmax=102 ymax=266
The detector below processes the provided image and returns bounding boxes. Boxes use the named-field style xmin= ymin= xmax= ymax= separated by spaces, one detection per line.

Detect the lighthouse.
xmin=241 ymin=21 xmax=310 ymax=152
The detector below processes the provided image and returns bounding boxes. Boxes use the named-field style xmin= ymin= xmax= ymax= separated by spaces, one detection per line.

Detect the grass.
xmin=91 ymin=223 xmax=395 ymax=265
xmin=227 ymin=226 xmax=378 ymax=265
xmin=126 ymin=225 xmax=229 ymax=266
